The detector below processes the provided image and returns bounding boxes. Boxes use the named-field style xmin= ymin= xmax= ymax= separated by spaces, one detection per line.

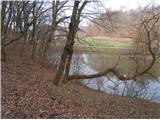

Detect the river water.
xmin=70 ymin=53 xmax=160 ymax=103
xmin=50 ymin=52 xmax=160 ymax=103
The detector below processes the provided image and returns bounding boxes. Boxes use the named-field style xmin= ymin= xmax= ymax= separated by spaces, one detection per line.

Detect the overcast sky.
xmin=104 ymin=0 xmax=160 ymax=11
xmin=61 ymin=0 xmax=160 ymax=26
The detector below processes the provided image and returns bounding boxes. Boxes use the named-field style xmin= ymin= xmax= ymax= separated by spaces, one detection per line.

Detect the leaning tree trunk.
xmin=53 ymin=23 xmax=75 ymax=85
xmin=53 ymin=44 xmax=69 ymax=85
xmin=53 ymin=1 xmax=88 ymax=85
xmin=62 ymin=41 xmax=74 ymax=83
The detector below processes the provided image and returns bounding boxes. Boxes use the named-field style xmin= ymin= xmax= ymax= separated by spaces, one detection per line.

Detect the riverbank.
xmin=1 ymin=54 xmax=160 ymax=118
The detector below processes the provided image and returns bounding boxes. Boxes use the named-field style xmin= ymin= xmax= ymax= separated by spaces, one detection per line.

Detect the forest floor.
xmin=1 ymin=54 xmax=160 ymax=119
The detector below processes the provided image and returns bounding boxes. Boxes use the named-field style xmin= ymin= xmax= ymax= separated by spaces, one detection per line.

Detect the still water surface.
xmin=51 ymin=52 xmax=160 ymax=103
xmin=70 ymin=53 xmax=160 ymax=103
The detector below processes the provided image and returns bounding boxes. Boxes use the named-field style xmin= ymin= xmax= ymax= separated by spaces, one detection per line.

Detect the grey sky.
xmin=104 ymin=0 xmax=160 ymax=11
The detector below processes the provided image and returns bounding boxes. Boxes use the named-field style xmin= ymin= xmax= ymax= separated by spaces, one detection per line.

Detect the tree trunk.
xmin=1 ymin=1 xmax=8 ymax=61
xmin=62 ymin=43 xmax=74 ymax=83
xmin=53 ymin=45 xmax=69 ymax=85
xmin=19 ymin=33 xmax=28 ymax=57
xmin=31 ymin=40 xmax=36 ymax=59
xmin=53 ymin=1 xmax=88 ymax=85
xmin=19 ymin=2 xmax=29 ymax=57
xmin=31 ymin=1 xmax=37 ymax=59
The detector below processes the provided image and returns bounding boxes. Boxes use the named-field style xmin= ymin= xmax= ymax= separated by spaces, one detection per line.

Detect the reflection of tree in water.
xmin=50 ymin=51 xmax=160 ymax=103
xmin=71 ymin=54 xmax=83 ymax=75
xmin=83 ymin=75 xmax=160 ymax=103
xmin=80 ymin=54 xmax=160 ymax=103
xmin=86 ymin=53 xmax=160 ymax=79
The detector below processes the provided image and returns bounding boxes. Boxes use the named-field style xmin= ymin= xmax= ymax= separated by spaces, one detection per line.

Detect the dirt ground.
xmin=1 ymin=54 xmax=160 ymax=118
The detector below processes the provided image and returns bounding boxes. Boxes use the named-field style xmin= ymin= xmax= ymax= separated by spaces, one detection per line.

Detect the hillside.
xmin=1 ymin=54 xmax=160 ymax=119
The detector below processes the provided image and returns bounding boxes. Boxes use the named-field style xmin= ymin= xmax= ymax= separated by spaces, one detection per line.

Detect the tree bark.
xmin=31 ymin=1 xmax=37 ymax=59
xmin=1 ymin=1 xmax=7 ymax=61
xmin=53 ymin=1 xmax=88 ymax=85
xmin=20 ymin=2 xmax=30 ymax=57
xmin=53 ymin=44 xmax=69 ymax=85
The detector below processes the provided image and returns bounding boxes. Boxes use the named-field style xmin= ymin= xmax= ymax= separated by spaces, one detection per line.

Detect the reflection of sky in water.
xmin=71 ymin=54 xmax=160 ymax=103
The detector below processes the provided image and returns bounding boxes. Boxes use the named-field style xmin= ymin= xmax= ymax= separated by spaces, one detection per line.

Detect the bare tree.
xmin=53 ymin=1 xmax=89 ymax=85
xmin=19 ymin=1 xmax=32 ymax=57
xmin=1 ymin=1 xmax=13 ymax=61
xmin=67 ymin=4 xmax=160 ymax=83
xmin=39 ymin=1 xmax=69 ymax=67
xmin=1 ymin=1 xmax=7 ymax=61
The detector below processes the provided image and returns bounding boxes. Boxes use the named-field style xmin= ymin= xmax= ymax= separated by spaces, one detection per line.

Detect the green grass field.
xmin=78 ymin=39 xmax=130 ymax=49
xmin=74 ymin=38 xmax=132 ymax=53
